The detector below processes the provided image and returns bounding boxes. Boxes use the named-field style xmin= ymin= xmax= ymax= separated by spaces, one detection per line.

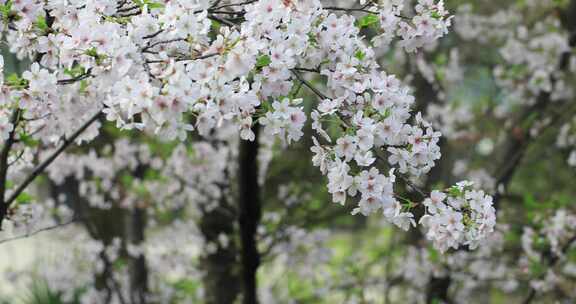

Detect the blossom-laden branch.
xmin=0 ymin=0 xmax=488 ymax=255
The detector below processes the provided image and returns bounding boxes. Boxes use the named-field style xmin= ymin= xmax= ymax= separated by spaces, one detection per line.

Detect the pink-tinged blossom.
xmin=420 ymin=182 xmax=496 ymax=253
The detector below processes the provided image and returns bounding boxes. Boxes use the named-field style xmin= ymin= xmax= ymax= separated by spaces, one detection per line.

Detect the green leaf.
xmin=210 ymin=19 xmax=221 ymax=32
xmin=356 ymin=14 xmax=379 ymax=28
xmin=16 ymin=192 xmax=33 ymax=205
xmin=144 ymin=168 xmax=163 ymax=181
xmin=120 ymin=174 xmax=134 ymax=187
xmin=354 ymin=50 xmax=365 ymax=61
xmin=0 ymin=1 xmax=12 ymax=17
xmin=256 ymin=55 xmax=271 ymax=68
xmin=35 ymin=14 xmax=48 ymax=32
xmin=529 ymin=260 xmax=546 ymax=277
xmin=173 ymin=278 xmax=200 ymax=295
xmin=6 ymin=73 xmax=28 ymax=88
xmin=428 ymin=246 xmax=440 ymax=263
xmin=19 ymin=132 xmax=40 ymax=147
xmin=147 ymin=2 xmax=164 ymax=9
xmin=84 ymin=48 xmax=107 ymax=65
xmin=434 ymin=53 xmax=447 ymax=66
xmin=307 ymin=32 xmax=318 ymax=47
xmin=448 ymin=186 xmax=462 ymax=197
xmin=133 ymin=0 xmax=164 ymax=10
xmin=85 ymin=47 xmax=99 ymax=58
xmin=64 ymin=65 xmax=86 ymax=78
xmin=79 ymin=79 xmax=89 ymax=92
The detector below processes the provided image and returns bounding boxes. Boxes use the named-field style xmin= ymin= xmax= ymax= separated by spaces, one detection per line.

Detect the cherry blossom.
xmin=0 ymin=0 xmax=495 ymax=268
xmin=420 ymin=181 xmax=496 ymax=252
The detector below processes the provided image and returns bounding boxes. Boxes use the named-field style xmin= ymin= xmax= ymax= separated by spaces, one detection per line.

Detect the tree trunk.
xmin=426 ymin=276 xmax=452 ymax=304
xmin=200 ymin=192 xmax=241 ymax=304
xmin=238 ymin=125 xmax=261 ymax=304
xmin=127 ymin=207 xmax=148 ymax=304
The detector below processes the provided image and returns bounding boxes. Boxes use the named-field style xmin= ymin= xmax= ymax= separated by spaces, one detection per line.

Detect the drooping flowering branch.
xmin=0 ymin=0 xmax=494 ymax=254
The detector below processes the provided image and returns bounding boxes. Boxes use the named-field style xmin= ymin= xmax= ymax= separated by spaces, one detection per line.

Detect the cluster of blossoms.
xmin=456 ymin=4 xmax=575 ymax=116
xmin=47 ymin=138 xmax=158 ymax=210
xmin=520 ymin=209 xmax=576 ymax=293
xmin=256 ymin=0 xmax=576 ymax=302
xmin=415 ymin=49 xmax=479 ymax=141
xmin=260 ymin=185 xmax=333 ymax=277
xmin=45 ymin=126 xmax=235 ymax=212
xmin=419 ymin=181 xmax=496 ymax=253
xmin=259 ymin=98 xmax=307 ymax=144
xmin=394 ymin=227 xmax=518 ymax=302
xmin=36 ymin=134 xmax=234 ymax=302
xmin=452 ymin=160 xmax=496 ymax=192
xmin=557 ymin=117 xmax=576 ymax=167
xmin=0 ymin=0 xmax=494 ymax=251
xmin=311 ymin=65 xmax=442 ymax=229
xmin=0 ymin=56 xmax=13 ymax=140
xmin=374 ymin=0 xmax=453 ymax=51
xmin=259 ymin=226 xmax=333 ymax=303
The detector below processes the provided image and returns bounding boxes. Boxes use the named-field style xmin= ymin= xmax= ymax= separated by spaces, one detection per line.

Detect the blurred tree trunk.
xmin=53 ymin=173 xmax=149 ymax=303
xmin=52 ymin=177 xmax=129 ymax=301
xmin=238 ymin=125 xmax=261 ymax=304
xmin=411 ymin=65 xmax=455 ymax=303
xmin=199 ymin=191 xmax=241 ymax=304
xmin=127 ymin=206 xmax=148 ymax=304
xmin=127 ymin=165 xmax=149 ymax=304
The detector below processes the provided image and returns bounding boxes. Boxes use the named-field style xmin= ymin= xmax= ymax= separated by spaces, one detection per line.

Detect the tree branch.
xmin=0 ymin=219 xmax=77 ymax=245
xmin=0 ymin=109 xmax=21 ymax=227
xmin=290 ymin=69 xmax=330 ymax=100
xmin=523 ymin=234 xmax=576 ymax=304
xmin=0 ymin=111 xmax=102 ymax=228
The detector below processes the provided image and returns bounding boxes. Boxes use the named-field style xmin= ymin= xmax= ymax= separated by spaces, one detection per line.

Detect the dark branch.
xmin=1 ymin=111 xmax=102 ymax=227
xmin=0 ymin=109 xmax=21 ymax=227
xmin=0 ymin=219 xmax=77 ymax=245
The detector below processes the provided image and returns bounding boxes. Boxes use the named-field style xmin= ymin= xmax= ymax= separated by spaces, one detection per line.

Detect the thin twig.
xmin=293 ymin=67 xmax=321 ymax=73
xmin=209 ymin=0 xmax=257 ymax=11
xmin=142 ymin=38 xmax=186 ymax=52
xmin=57 ymin=70 xmax=93 ymax=85
xmin=323 ymin=6 xmax=377 ymax=14
xmin=290 ymin=69 xmax=330 ymax=100
xmin=145 ymin=52 xmax=219 ymax=64
xmin=142 ymin=29 xmax=164 ymax=40
xmin=208 ymin=14 xmax=236 ymax=27
xmin=0 ymin=219 xmax=77 ymax=245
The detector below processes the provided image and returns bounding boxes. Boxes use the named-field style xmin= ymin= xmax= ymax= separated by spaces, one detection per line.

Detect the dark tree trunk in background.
xmin=411 ymin=64 xmax=456 ymax=302
xmin=426 ymin=276 xmax=452 ymax=304
xmin=200 ymin=192 xmax=241 ymax=304
xmin=52 ymin=177 xmax=129 ymax=301
xmin=127 ymin=165 xmax=149 ymax=304
xmin=127 ymin=207 xmax=148 ymax=304
xmin=54 ymin=171 xmax=149 ymax=304
xmin=559 ymin=1 xmax=576 ymax=43
xmin=238 ymin=125 xmax=262 ymax=304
